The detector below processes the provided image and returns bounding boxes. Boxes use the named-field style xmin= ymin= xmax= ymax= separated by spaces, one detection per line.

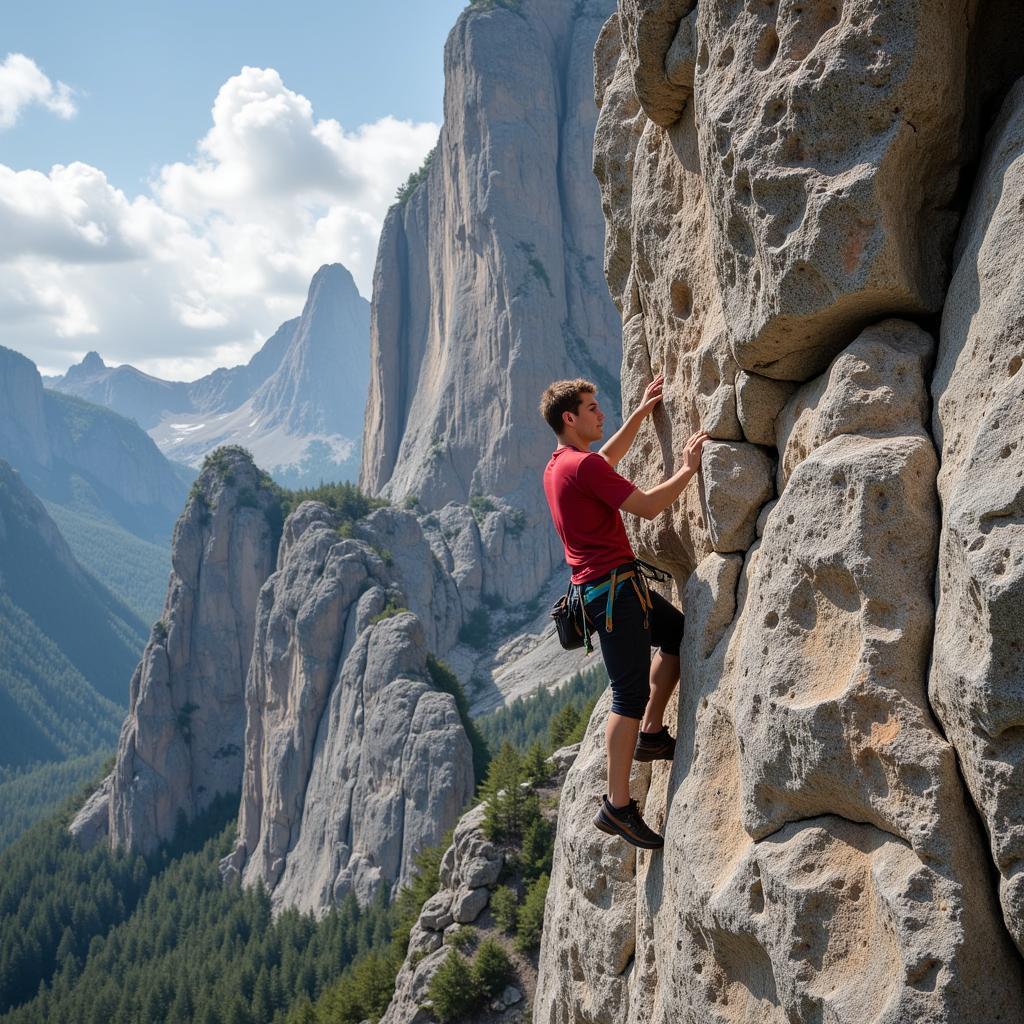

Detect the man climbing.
xmin=540 ymin=376 xmax=708 ymax=849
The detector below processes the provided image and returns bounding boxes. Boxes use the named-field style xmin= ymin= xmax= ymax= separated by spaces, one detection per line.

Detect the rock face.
xmin=695 ymin=0 xmax=974 ymax=380
xmin=222 ymin=501 xmax=474 ymax=913
xmin=929 ymin=81 xmax=1024 ymax=952
xmin=360 ymin=0 xmax=620 ymax=603
xmin=73 ymin=448 xmax=280 ymax=854
xmin=536 ymin=5 xmax=1024 ymax=1020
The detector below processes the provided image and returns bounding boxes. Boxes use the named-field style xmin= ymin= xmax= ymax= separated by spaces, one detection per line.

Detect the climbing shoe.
xmin=593 ymin=796 xmax=664 ymax=850
xmin=634 ymin=726 xmax=676 ymax=762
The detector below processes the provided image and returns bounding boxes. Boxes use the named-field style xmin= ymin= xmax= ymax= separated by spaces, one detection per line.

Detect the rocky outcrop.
xmin=536 ymin=6 xmax=1024 ymax=1020
xmin=70 ymin=448 xmax=280 ymax=853
xmin=382 ymin=746 xmax=577 ymax=1024
xmin=382 ymin=802 xmax=506 ymax=1024
xmin=222 ymin=501 xmax=473 ymax=914
xmin=929 ymin=80 xmax=1024 ymax=952
xmin=0 ymin=345 xmax=189 ymax=540
xmin=360 ymin=0 xmax=620 ymax=604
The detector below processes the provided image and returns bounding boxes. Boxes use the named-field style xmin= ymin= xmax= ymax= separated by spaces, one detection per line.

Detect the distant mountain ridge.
xmin=52 ymin=263 xmax=370 ymax=485
xmin=55 ymin=318 xmax=299 ymax=430
xmin=0 ymin=345 xmax=190 ymax=544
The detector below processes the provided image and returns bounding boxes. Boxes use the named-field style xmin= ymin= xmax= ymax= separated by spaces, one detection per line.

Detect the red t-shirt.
xmin=543 ymin=445 xmax=636 ymax=584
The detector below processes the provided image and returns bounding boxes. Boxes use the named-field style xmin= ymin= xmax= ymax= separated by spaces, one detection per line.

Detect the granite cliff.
xmin=221 ymin=502 xmax=474 ymax=913
xmin=536 ymin=3 xmax=1024 ymax=1021
xmin=361 ymin=0 xmax=621 ymax=606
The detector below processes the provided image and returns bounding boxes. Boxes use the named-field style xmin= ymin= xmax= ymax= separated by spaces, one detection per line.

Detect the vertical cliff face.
xmin=222 ymin=503 xmax=473 ymax=914
xmin=361 ymin=0 xmax=620 ymax=601
xmin=71 ymin=448 xmax=280 ymax=854
xmin=537 ymin=4 xmax=1024 ymax=1021
xmin=929 ymin=80 xmax=1024 ymax=953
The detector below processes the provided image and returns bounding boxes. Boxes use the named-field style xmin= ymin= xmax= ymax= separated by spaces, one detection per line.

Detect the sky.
xmin=0 ymin=0 xmax=466 ymax=379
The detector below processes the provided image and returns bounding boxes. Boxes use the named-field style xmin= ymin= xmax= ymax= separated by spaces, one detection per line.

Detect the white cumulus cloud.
xmin=0 ymin=66 xmax=438 ymax=378
xmin=0 ymin=54 xmax=76 ymax=128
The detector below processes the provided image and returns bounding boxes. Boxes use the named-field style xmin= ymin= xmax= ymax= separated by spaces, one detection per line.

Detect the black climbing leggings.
xmin=584 ymin=572 xmax=685 ymax=720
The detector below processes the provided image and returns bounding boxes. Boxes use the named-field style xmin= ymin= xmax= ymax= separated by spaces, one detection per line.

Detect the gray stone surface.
xmin=776 ymin=319 xmax=934 ymax=491
xmin=451 ymin=885 xmax=489 ymax=924
xmin=929 ymin=79 xmax=1024 ymax=953
xmin=594 ymin=11 xmax=739 ymax=591
xmin=419 ymin=892 xmax=455 ymax=933
xmin=104 ymin=449 xmax=278 ymax=854
xmin=536 ymin=7 xmax=1024 ymax=1020
xmin=68 ymin=774 xmax=112 ymax=849
xmin=695 ymin=0 xmax=977 ymax=380
xmin=618 ymin=0 xmax=695 ymax=127
xmin=699 ymin=440 xmax=774 ymax=553
xmin=735 ymin=370 xmax=797 ymax=446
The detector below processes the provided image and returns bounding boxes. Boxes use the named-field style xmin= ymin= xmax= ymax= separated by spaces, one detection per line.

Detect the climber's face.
xmin=565 ymin=391 xmax=604 ymax=444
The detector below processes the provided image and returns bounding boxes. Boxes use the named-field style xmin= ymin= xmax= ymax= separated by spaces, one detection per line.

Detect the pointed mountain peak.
xmin=302 ymin=263 xmax=362 ymax=313
xmin=81 ymin=351 xmax=106 ymax=372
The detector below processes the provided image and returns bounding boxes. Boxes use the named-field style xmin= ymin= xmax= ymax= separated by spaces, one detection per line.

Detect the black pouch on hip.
xmin=551 ymin=582 xmax=593 ymax=653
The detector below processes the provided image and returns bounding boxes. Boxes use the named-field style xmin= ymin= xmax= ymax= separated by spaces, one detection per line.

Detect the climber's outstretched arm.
xmin=620 ymin=430 xmax=710 ymax=520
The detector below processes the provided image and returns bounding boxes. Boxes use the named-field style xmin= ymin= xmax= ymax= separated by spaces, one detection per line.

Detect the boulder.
xmin=699 ymin=441 xmax=774 ymax=553
xmin=694 ymin=0 xmax=976 ymax=379
xmin=451 ymin=886 xmax=490 ymax=924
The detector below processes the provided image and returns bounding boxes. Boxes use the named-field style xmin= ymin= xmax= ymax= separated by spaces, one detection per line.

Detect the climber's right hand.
xmin=681 ymin=431 xmax=710 ymax=476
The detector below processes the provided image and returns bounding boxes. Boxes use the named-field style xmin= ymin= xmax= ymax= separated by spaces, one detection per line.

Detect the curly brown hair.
xmin=539 ymin=378 xmax=596 ymax=435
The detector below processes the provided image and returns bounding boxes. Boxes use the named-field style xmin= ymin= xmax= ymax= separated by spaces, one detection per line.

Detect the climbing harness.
xmin=551 ymin=559 xmax=670 ymax=653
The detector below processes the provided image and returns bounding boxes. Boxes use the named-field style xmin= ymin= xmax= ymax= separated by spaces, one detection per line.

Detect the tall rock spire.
xmin=361 ymin=0 xmax=620 ymax=597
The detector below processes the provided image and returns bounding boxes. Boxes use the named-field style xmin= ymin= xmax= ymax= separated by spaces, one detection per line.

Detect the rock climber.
xmin=540 ymin=375 xmax=708 ymax=849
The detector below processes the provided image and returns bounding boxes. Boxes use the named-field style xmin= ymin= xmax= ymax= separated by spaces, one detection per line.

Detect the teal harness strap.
xmin=582 ymin=567 xmax=654 ymax=634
